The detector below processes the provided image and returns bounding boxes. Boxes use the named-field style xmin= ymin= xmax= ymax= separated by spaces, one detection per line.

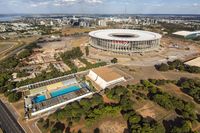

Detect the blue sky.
xmin=0 ymin=0 xmax=200 ymax=14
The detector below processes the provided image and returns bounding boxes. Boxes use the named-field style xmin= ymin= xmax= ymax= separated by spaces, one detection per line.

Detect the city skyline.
xmin=0 ymin=0 xmax=200 ymax=14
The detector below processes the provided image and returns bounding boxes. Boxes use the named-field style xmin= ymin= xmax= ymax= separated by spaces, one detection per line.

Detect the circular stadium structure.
xmin=89 ymin=29 xmax=162 ymax=53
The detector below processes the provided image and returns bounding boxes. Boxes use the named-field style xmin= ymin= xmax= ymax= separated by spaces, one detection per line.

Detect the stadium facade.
xmin=89 ymin=29 xmax=162 ymax=53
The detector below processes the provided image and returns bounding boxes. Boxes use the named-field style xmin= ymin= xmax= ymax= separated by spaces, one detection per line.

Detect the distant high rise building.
xmin=98 ymin=20 xmax=107 ymax=27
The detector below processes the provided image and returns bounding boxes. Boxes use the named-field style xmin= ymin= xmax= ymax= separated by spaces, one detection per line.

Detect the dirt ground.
xmin=99 ymin=119 xmax=127 ymax=133
xmin=134 ymin=100 xmax=176 ymax=122
xmin=61 ymin=28 xmax=92 ymax=36
xmin=69 ymin=114 xmax=126 ymax=133
xmin=71 ymin=36 xmax=89 ymax=47
xmin=102 ymin=94 xmax=118 ymax=104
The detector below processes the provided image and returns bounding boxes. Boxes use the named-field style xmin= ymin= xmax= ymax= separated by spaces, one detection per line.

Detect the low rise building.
xmin=184 ymin=57 xmax=200 ymax=67
xmin=173 ymin=31 xmax=200 ymax=39
xmin=87 ymin=67 xmax=126 ymax=89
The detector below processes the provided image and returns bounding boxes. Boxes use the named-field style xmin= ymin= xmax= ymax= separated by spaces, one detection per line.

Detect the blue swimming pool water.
xmin=33 ymin=95 xmax=46 ymax=103
xmin=50 ymin=86 xmax=80 ymax=98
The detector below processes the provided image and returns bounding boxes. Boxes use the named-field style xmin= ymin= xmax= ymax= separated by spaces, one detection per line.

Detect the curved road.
xmin=0 ymin=100 xmax=25 ymax=133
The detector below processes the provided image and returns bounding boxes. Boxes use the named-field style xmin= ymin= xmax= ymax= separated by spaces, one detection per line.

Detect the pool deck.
xmin=31 ymin=87 xmax=93 ymax=116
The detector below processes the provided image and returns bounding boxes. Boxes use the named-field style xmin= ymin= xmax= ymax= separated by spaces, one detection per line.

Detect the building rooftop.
xmin=184 ymin=57 xmax=200 ymax=67
xmin=92 ymin=67 xmax=123 ymax=82
xmin=89 ymin=29 xmax=162 ymax=41
xmin=173 ymin=31 xmax=200 ymax=37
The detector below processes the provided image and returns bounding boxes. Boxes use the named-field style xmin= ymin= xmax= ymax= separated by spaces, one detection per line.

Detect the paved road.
xmin=0 ymin=100 xmax=25 ymax=133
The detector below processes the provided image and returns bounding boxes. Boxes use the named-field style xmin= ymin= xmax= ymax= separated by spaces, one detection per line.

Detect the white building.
xmin=89 ymin=29 xmax=162 ymax=53
xmin=98 ymin=20 xmax=107 ymax=27
xmin=173 ymin=31 xmax=200 ymax=39
xmin=87 ymin=67 xmax=126 ymax=89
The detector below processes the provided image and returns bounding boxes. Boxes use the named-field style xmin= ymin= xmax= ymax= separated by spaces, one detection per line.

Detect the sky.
xmin=0 ymin=0 xmax=200 ymax=14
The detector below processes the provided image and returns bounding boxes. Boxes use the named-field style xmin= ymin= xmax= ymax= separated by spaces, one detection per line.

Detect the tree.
xmin=171 ymin=120 xmax=192 ymax=133
xmin=85 ymin=46 xmax=89 ymax=56
xmin=0 ymin=57 xmax=19 ymax=69
xmin=111 ymin=58 xmax=118 ymax=64
xmin=51 ymin=121 xmax=65 ymax=133
xmin=91 ymin=94 xmax=104 ymax=107
xmin=80 ymin=98 xmax=91 ymax=111
xmin=8 ymin=92 xmax=22 ymax=102
xmin=94 ymin=128 xmax=100 ymax=133
xmin=17 ymin=49 xmax=31 ymax=59
xmin=156 ymin=63 xmax=169 ymax=71
xmin=129 ymin=115 xmax=141 ymax=124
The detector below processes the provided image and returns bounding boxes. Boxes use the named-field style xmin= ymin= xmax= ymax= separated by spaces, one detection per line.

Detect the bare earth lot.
xmin=134 ymin=100 xmax=177 ymax=122
xmin=0 ymin=37 xmax=39 ymax=60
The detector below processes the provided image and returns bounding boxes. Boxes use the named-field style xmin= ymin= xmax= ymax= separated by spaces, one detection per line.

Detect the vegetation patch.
xmin=155 ymin=59 xmax=200 ymax=73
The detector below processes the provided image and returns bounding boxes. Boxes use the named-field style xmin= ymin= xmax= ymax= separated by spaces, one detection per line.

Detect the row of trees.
xmin=79 ymin=58 xmax=106 ymax=69
xmin=147 ymin=77 xmax=200 ymax=104
xmin=155 ymin=59 xmax=200 ymax=73
xmin=123 ymin=110 xmax=165 ymax=133
xmin=141 ymin=80 xmax=198 ymax=122
xmin=177 ymin=78 xmax=200 ymax=103
xmin=148 ymin=79 xmax=176 ymax=86
xmin=38 ymin=94 xmax=121 ymax=132
xmin=49 ymin=93 xmax=121 ymax=125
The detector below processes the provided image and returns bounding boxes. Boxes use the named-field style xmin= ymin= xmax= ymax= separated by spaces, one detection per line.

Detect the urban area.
xmin=0 ymin=12 xmax=200 ymax=133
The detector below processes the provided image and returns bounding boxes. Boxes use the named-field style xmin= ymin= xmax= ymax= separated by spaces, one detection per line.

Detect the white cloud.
xmin=30 ymin=1 xmax=49 ymax=7
xmin=85 ymin=0 xmax=103 ymax=4
xmin=192 ymin=3 xmax=200 ymax=7
xmin=28 ymin=0 xmax=103 ymax=7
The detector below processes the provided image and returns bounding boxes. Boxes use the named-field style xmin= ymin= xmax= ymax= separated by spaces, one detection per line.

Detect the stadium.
xmin=89 ymin=29 xmax=162 ymax=53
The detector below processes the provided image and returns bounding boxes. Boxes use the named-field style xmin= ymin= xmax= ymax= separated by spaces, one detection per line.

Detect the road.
xmin=0 ymin=42 xmax=30 ymax=61
xmin=0 ymin=100 xmax=25 ymax=133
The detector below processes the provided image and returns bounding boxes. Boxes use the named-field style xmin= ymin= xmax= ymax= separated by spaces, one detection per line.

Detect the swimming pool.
xmin=50 ymin=86 xmax=81 ymax=98
xmin=33 ymin=95 xmax=46 ymax=103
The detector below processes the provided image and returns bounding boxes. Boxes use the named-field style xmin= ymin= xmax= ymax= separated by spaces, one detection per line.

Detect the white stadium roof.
xmin=173 ymin=31 xmax=200 ymax=38
xmin=89 ymin=29 xmax=162 ymax=41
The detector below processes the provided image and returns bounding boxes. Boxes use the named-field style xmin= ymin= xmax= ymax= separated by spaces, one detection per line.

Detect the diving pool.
xmin=33 ymin=95 xmax=46 ymax=103
xmin=50 ymin=86 xmax=81 ymax=98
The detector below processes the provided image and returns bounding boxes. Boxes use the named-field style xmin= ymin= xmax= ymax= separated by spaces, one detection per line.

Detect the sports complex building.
xmin=87 ymin=67 xmax=126 ymax=89
xmin=17 ymin=74 xmax=93 ymax=117
xmin=89 ymin=29 xmax=162 ymax=53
